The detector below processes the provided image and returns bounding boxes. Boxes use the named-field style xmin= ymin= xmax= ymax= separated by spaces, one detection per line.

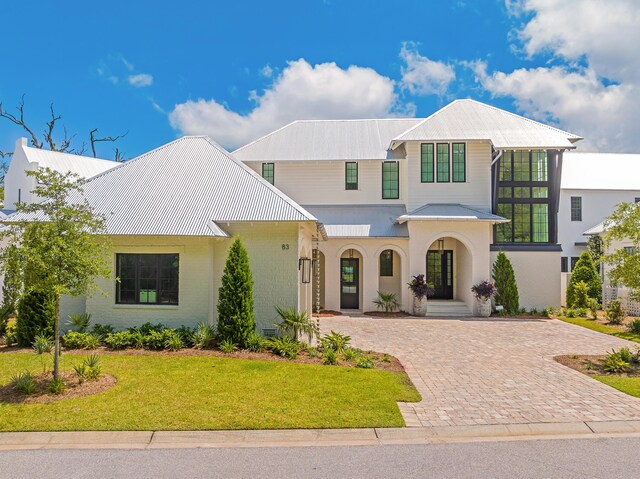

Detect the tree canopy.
xmin=603 ymin=201 xmax=640 ymax=301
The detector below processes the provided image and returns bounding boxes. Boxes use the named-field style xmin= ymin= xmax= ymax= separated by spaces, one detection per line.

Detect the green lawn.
xmin=0 ymin=353 xmax=420 ymax=431
xmin=594 ymin=375 xmax=640 ymax=398
xmin=556 ymin=317 xmax=640 ymax=343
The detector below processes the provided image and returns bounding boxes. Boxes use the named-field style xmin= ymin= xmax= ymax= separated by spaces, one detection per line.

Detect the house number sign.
xmin=281 ymin=244 xmax=290 ymax=250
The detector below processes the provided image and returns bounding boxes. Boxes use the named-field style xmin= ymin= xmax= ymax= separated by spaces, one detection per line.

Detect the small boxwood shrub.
xmin=15 ymin=290 xmax=56 ymax=347
xmin=104 ymin=331 xmax=136 ymax=350
xmin=606 ymin=299 xmax=625 ymax=325
xmin=62 ymin=331 xmax=100 ymax=350
xmin=628 ymin=319 xmax=640 ymax=335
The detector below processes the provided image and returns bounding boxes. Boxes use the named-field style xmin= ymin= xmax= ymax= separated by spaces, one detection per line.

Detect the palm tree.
xmin=373 ymin=291 xmax=400 ymax=313
xmin=275 ymin=306 xmax=318 ymax=343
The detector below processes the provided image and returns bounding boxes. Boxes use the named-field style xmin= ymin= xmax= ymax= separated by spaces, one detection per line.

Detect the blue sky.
xmin=1 ymin=0 xmax=638 ymax=159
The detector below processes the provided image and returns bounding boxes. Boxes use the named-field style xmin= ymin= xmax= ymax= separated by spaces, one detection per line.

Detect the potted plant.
xmin=408 ymin=274 xmax=434 ymax=316
xmin=471 ymin=280 xmax=497 ymax=317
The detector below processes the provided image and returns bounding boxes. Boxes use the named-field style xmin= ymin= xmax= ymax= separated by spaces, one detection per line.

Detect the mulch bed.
xmin=555 ymin=354 xmax=640 ymax=377
xmin=0 ymin=371 xmax=117 ymax=404
xmin=313 ymin=310 xmax=342 ymax=317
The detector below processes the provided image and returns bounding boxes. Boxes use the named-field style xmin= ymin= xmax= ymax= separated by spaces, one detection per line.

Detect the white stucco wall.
xmin=3 ymin=139 xmax=38 ymax=210
xmin=491 ymin=250 xmax=561 ymax=310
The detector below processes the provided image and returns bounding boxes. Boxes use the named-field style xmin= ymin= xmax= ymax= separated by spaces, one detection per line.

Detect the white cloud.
xmin=471 ymin=0 xmax=640 ymax=152
xmin=399 ymin=42 xmax=455 ymax=95
xmin=170 ymin=58 xmax=412 ymax=149
xmin=260 ymin=64 xmax=274 ymax=78
xmin=128 ymin=73 xmax=154 ymax=88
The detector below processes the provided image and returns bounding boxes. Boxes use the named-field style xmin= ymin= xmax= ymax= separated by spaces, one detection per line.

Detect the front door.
xmin=426 ymin=250 xmax=453 ymax=299
xmin=340 ymin=258 xmax=359 ymax=309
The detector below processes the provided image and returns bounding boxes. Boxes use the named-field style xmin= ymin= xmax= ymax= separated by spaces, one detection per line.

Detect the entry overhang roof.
xmin=303 ymin=204 xmax=408 ymax=237
xmin=397 ymin=203 xmax=509 ymax=224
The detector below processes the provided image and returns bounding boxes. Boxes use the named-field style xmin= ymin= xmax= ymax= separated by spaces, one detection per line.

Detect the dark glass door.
xmin=426 ymin=251 xmax=453 ymax=299
xmin=340 ymin=258 xmax=359 ymax=309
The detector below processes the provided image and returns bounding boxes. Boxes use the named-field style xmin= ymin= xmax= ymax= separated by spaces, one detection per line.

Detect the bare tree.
xmin=0 ymin=95 xmax=126 ymax=161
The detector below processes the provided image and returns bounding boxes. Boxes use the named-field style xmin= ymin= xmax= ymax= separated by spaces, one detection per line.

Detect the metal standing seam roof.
xmin=302 ymin=205 xmax=409 ymax=238
xmin=391 ymin=99 xmax=583 ymax=150
xmin=561 ymin=152 xmax=640 ymax=190
xmin=583 ymin=222 xmax=606 ymax=235
xmin=397 ymin=203 xmax=509 ymax=223
xmin=232 ymin=118 xmax=422 ymax=161
xmin=5 ymin=136 xmax=317 ymax=236
xmin=22 ymin=144 xmax=119 ymax=179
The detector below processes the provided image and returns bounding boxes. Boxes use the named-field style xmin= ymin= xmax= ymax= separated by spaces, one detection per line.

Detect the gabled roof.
xmin=20 ymin=139 xmax=119 ymax=179
xmin=583 ymin=222 xmax=605 ymax=236
xmin=232 ymin=118 xmax=421 ymax=161
xmin=562 ymin=152 xmax=640 ymax=190
xmin=391 ymin=99 xmax=582 ymax=149
xmin=303 ymin=205 xmax=408 ymax=238
xmin=6 ymin=136 xmax=316 ymax=236
xmin=397 ymin=203 xmax=508 ymax=224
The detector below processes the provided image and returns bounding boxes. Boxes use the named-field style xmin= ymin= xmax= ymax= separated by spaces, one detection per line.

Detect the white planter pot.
xmin=413 ymin=296 xmax=427 ymax=316
xmin=476 ymin=298 xmax=492 ymax=317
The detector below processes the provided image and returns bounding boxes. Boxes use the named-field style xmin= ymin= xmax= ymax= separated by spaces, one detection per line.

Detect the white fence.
xmin=604 ymin=287 xmax=640 ymax=316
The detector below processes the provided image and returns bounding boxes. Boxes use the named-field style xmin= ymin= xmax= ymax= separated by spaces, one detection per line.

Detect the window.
xmin=261 ymin=163 xmax=274 ymax=185
xmin=421 ymin=143 xmax=434 ymax=182
xmin=561 ymin=257 xmax=568 ymax=273
xmin=570 ymin=256 xmax=579 ymax=271
xmin=624 ymin=246 xmax=637 ymax=255
xmin=452 ymin=143 xmax=466 ymax=182
xmin=116 ymin=254 xmax=179 ymax=305
xmin=380 ymin=250 xmax=394 ymax=276
xmin=531 ymin=150 xmax=548 ymax=181
xmin=345 ymin=162 xmax=358 ymax=190
xmin=571 ymin=196 xmax=582 ymax=221
xmin=635 ymin=197 xmax=640 ymax=203
xmin=382 ymin=161 xmax=399 ymax=199
xmin=436 ymin=143 xmax=450 ymax=182
xmin=513 ymin=150 xmax=530 ymax=181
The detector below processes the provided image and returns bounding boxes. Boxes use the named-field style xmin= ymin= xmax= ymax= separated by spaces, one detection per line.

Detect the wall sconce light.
xmin=299 ymin=257 xmax=312 ymax=283
xmin=438 ymin=239 xmax=445 ymax=255
xmin=349 ymin=248 xmax=354 ymax=259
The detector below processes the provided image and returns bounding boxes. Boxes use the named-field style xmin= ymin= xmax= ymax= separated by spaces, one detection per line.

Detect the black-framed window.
xmin=570 ymin=196 xmax=582 ymax=221
xmin=635 ymin=197 xmax=640 ymax=203
xmin=570 ymin=256 xmax=579 ymax=271
xmin=345 ymin=162 xmax=358 ymax=190
xmin=436 ymin=143 xmax=450 ymax=182
xmin=380 ymin=250 xmax=393 ymax=276
xmin=561 ymin=256 xmax=568 ymax=273
xmin=421 ymin=143 xmax=434 ymax=183
xmin=452 ymin=143 xmax=466 ymax=182
xmin=261 ymin=163 xmax=274 ymax=185
xmin=382 ymin=161 xmax=399 ymax=199
xmin=116 ymin=253 xmax=179 ymax=305
xmin=495 ymin=150 xmax=551 ymax=243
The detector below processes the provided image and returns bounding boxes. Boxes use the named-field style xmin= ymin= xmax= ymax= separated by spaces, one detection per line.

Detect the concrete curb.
xmin=2 ymin=421 xmax=640 ymax=450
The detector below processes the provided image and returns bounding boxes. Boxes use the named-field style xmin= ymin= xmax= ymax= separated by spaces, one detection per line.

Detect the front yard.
xmin=0 ymin=352 xmax=420 ymax=431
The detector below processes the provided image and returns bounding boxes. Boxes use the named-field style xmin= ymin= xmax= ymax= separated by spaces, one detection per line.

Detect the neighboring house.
xmin=234 ymin=99 xmax=582 ymax=315
xmin=5 ymin=136 xmax=320 ymax=334
xmin=3 ymin=137 xmax=119 ymax=211
xmin=558 ymin=152 xmax=640 ymax=305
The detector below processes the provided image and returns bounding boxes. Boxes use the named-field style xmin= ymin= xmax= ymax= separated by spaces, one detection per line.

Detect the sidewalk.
xmin=3 ymin=420 xmax=640 ymax=450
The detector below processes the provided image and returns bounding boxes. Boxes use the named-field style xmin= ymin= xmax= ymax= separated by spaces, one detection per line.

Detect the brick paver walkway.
xmin=321 ymin=316 xmax=640 ymax=427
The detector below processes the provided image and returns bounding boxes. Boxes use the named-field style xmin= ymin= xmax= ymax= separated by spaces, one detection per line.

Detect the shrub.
xmin=269 ymin=336 xmax=300 ymax=359
xmin=62 ymin=331 xmax=100 ymax=350
xmin=217 ymin=238 xmax=255 ymax=348
xmin=176 ymin=326 xmax=195 ymax=347
xmin=219 ymin=339 xmax=239 ymax=354
xmin=529 ymin=307 xmax=538 ymax=315
xmin=575 ymin=307 xmax=588 ymax=318
xmin=322 ymin=348 xmax=337 ymax=365
xmin=133 ymin=322 xmax=166 ymax=335
xmin=246 ymin=331 xmax=268 ymax=352
xmin=588 ymin=299 xmax=600 ymax=320
xmin=342 ymin=347 xmax=357 ymax=362
xmin=65 ymin=313 xmax=92 ymax=333
xmin=571 ymin=281 xmax=591 ymax=309
xmin=320 ymin=330 xmax=351 ymax=353
xmin=4 ymin=319 xmax=17 ymax=346
xmin=471 ymin=281 xmax=497 ymax=301
xmin=32 ymin=334 xmax=53 ymax=372
xmin=143 ymin=329 xmax=176 ymax=350
xmin=606 ymin=299 xmax=625 ymax=325
xmin=307 ymin=346 xmax=319 ymax=358
xmin=567 ymin=251 xmax=602 ymax=307
xmin=48 ymin=377 xmax=65 ymax=395
xmin=603 ymin=350 xmax=630 ymax=373
xmin=10 ymin=371 xmax=37 ymax=395
xmin=356 ymin=357 xmax=374 ymax=369
xmin=90 ymin=323 xmax=115 ymax=339
xmin=618 ymin=347 xmax=633 ymax=363
xmin=275 ymin=306 xmax=318 ymax=342
xmin=192 ymin=322 xmax=216 ymax=349
xmin=373 ymin=291 xmax=400 ymax=313
xmin=15 ymin=290 xmax=56 ymax=347
xmin=0 ymin=303 xmax=13 ymax=338
xmin=104 ymin=331 xmax=135 ymax=350
xmin=628 ymin=319 xmax=640 ymax=335
xmin=542 ymin=307 xmax=554 ymax=318
xmin=84 ymin=354 xmax=102 ymax=380
xmin=492 ymin=252 xmax=519 ymax=314
xmin=165 ymin=331 xmax=183 ymax=352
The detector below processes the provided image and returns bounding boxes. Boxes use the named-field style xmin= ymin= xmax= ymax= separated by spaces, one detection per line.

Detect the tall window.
xmin=421 ymin=143 xmax=434 ymax=182
xmin=495 ymin=150 xmax=551 ymax=243
xmin=436 ymin=143 xmax=450 ymax=182
xmin=116 ymin=254 xmax=179 ymax=305
xmin=379 ymin=250 xmax=393 ymax=276
xmin=452 ymin=143 xmax=466 ymax=182
xmin=561 ymin=257 xmax=568 ymax=273
xmin=382 ymin=161 xmax=399 ymax=199
xmin=570 ymin=256 xmax=579 ymax=271
xmin=570 ymin=196 xmax=582 ymax=221
xmin=261 ymin=163 xmax=274 ymax=185
xmin=345 ymin=162 xmax=358 ymax=190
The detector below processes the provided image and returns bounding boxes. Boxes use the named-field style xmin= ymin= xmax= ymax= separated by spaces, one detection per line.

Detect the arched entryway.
xmin=378 ymin=249 xmax=402 ymax=303
xmin=339 ymin=248 xmax=363 ymax=309
xmin=425 ymin=237 xmax=473 ymax=305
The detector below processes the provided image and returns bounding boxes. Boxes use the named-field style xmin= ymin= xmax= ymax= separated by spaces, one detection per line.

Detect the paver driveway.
xmin=321 ymin=315 xmax=640 ymax=427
